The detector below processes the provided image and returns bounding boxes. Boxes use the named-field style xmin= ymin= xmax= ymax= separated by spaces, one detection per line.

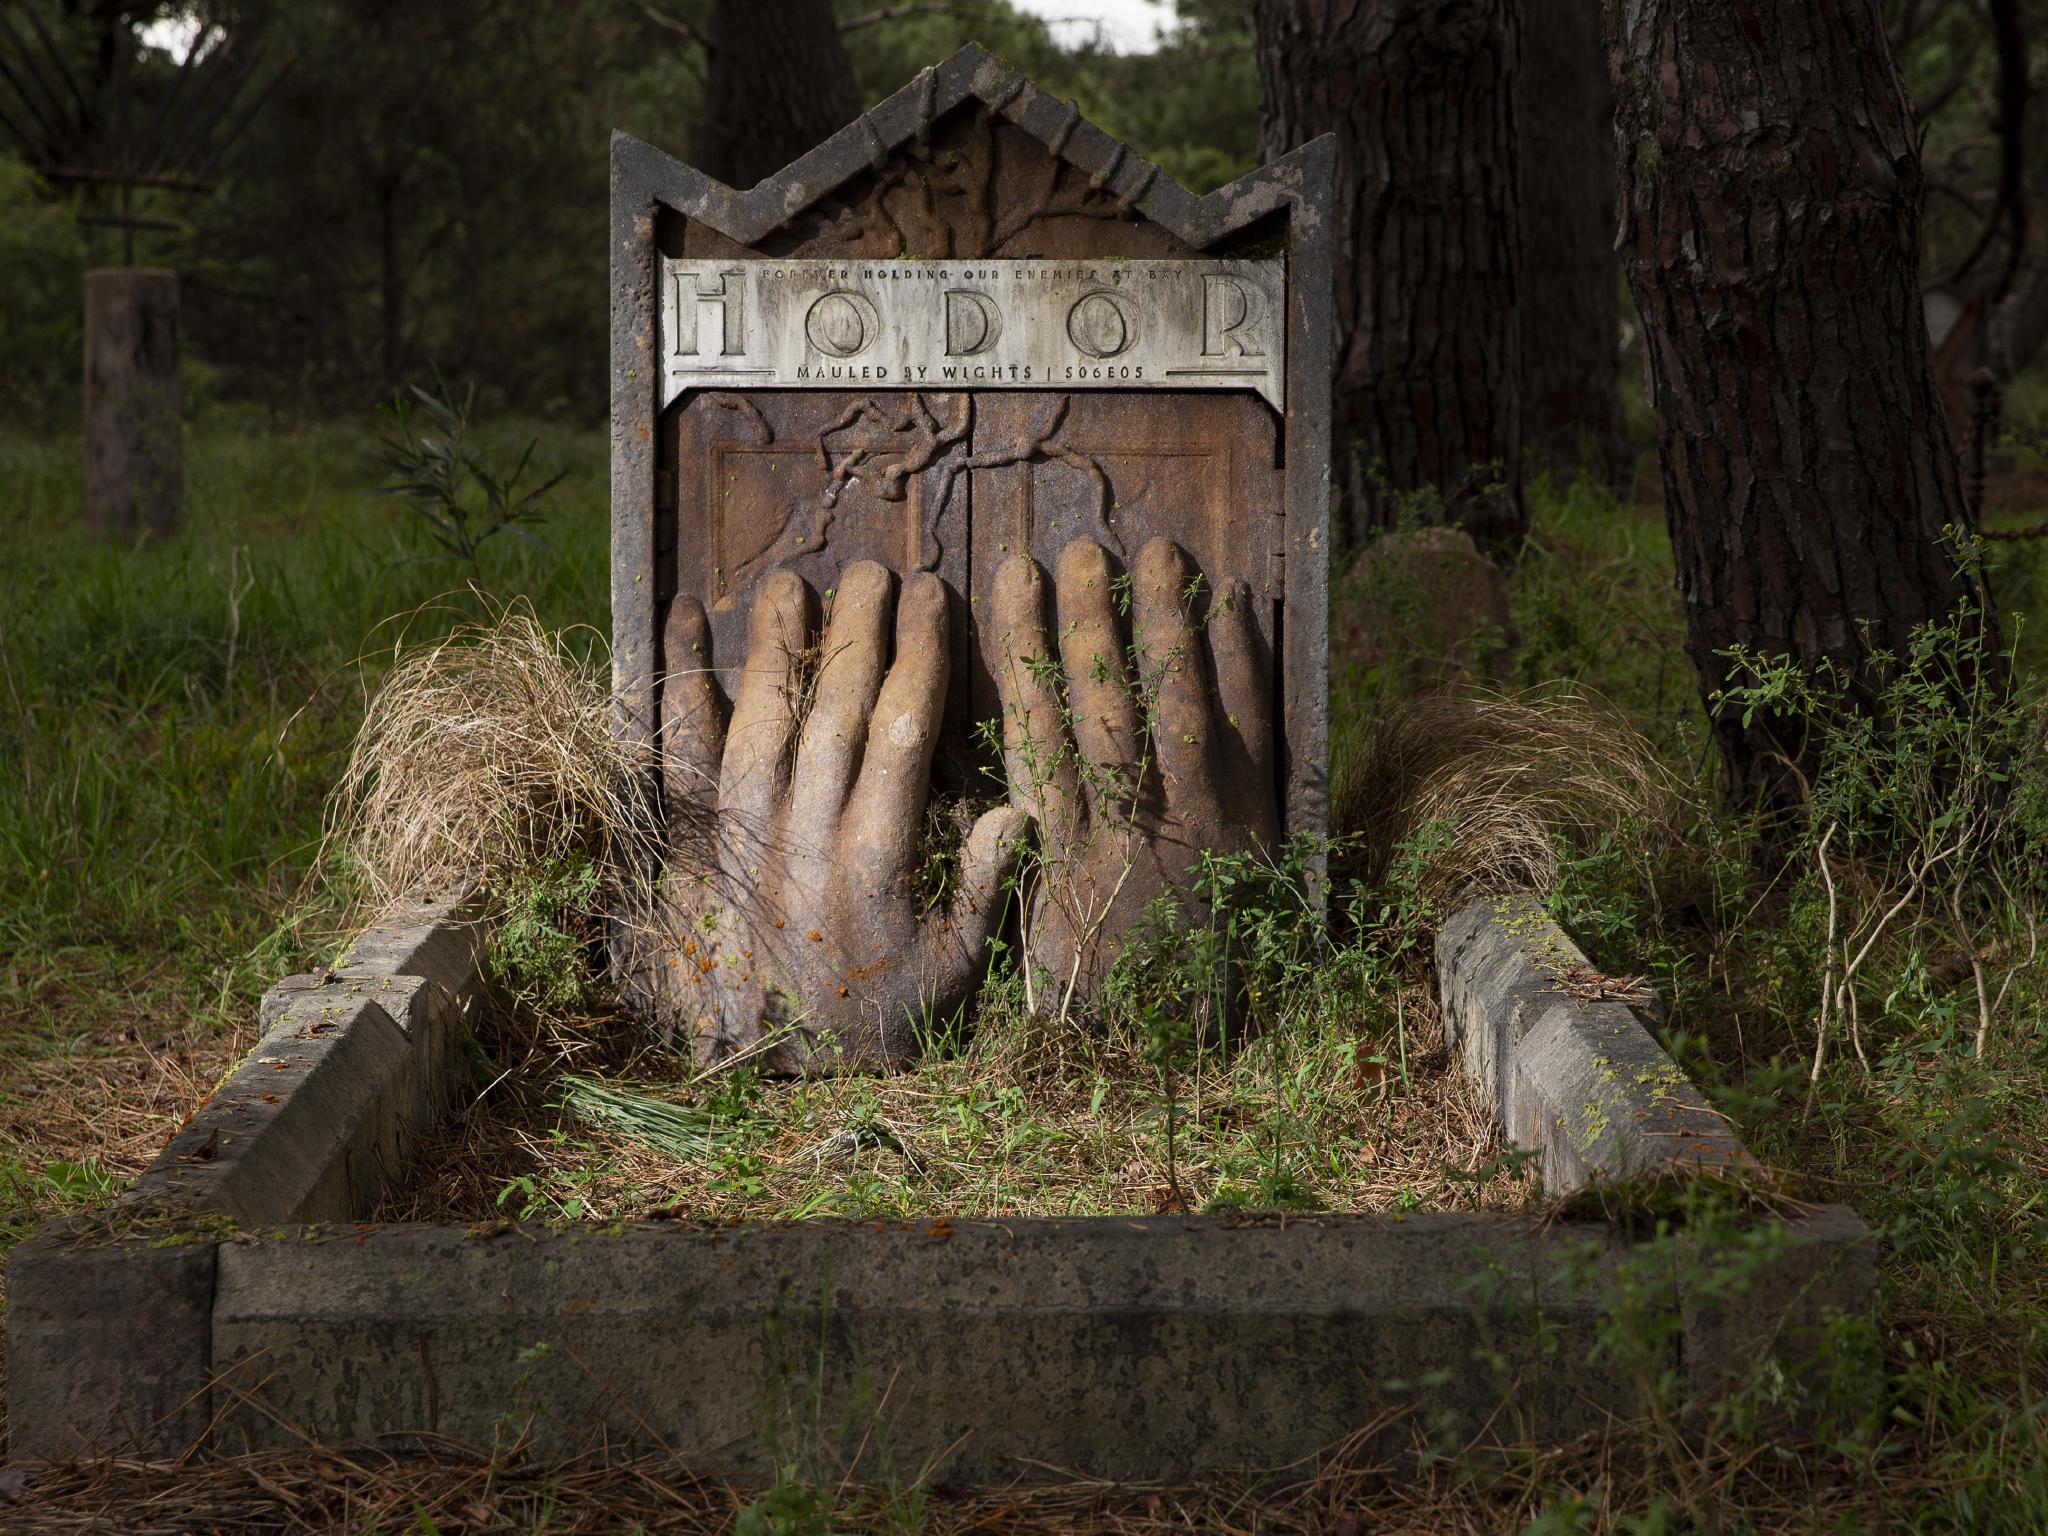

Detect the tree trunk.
xmin=1255 ymin=0 xmax=1525 ymax=554
xmin=1609 ymin=0 xmax=1995 ymax=814
xmin=693 ymin=0 xmax=860 ymax=190
xmin=1517 ymin=0 xmax=1625 ymax=486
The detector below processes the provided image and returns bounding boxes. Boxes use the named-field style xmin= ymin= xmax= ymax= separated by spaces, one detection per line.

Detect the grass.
xmin=5 ymin=414 xmax=2048 ymax=1529
xmin=383 ymin=955 xmax=1517 ymax=1225
xmin=0 ymin=408 xmax=610 ymax=1247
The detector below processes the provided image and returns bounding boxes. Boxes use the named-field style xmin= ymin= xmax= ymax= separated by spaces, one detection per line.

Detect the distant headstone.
xmin=84 ymin=268 xmax=183 ymax=540
xmin=611 ymin=43 xmax=1334 ymax=832
xmin=1340 ymin=526 xmax=1514 ymax=689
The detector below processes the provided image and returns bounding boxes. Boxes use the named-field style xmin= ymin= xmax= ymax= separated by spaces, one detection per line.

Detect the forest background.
xmin=6 ymin=1 xmax=2048 ymax=1531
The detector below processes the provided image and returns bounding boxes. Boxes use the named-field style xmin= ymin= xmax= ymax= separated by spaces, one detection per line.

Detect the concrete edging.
xmin=1436 ymin=892 xmax=1750 ymax=1192
xmin=122 ymin=895 xmax=484 ymax=1227
xmin=6 ymin=889 xmax=1880 ymax=1481
xmin=12 ymin=1205 xmax=1874 ymax=1480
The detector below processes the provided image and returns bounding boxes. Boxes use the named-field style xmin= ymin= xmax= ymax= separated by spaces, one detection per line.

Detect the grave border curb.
xmin=1436 ymin=892 xmax=1753 ymax=1193
xmin=7 ymin=890 xmax=1879 ymax=1478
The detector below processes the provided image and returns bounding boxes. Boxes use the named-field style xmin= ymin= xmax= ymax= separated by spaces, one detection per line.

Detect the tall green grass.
xmin=0 ymin=415 xmax=610 ymax=1034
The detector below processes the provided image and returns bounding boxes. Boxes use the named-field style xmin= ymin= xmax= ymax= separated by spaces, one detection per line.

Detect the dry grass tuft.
xmin=323 ymin=600 xmax=658 ymax=917
xmin=1333 ymin=687 xmax=1679 ymax=904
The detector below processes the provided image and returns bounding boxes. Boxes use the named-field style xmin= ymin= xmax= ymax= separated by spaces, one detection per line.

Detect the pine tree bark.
xmin=1255 ymin=0 xmax=1525 ymax=553
xmin=1609 ymin=0 xmax=1995 ymax=814
xmin=694 ymin=0 xmax=861 ymax=190
xmin=1517 ymin=1 xmax=1625 ymax=485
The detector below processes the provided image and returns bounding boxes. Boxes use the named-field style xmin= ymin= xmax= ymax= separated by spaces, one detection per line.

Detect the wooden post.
xmin=84 ymin=268 xmax=183 ymax=540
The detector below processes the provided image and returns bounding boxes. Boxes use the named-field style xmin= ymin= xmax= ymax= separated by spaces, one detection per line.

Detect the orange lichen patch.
xmin=847 ymin=959 xmax=895 ymax=982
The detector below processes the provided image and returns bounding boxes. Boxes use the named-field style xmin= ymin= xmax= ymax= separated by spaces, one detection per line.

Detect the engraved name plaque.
xmin=660 ymin=258 xmax=1286 ymax=410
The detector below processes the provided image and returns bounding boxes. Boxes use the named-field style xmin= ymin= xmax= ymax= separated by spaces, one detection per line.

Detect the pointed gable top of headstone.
xmin=610 ymin=43 xmax=1332 ymax=254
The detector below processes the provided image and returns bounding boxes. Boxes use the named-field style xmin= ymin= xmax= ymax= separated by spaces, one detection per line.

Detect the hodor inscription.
xmin=661 ymin=258 xmax=1286 ymax=411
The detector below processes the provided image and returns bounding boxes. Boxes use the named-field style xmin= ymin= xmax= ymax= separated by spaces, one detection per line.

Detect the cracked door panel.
xmin=666 ymin=388 xmax=976 ymax=775
xmin=665 ymin=385 xmax=1285 ymax=784
xmin=965 ymin=391 xmax=1284 ymax=734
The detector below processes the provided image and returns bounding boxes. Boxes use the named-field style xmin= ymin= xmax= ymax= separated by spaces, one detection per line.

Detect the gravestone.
xmin=84 ymin=268 xmax=184 ymax=540
xmin=611 ymin=42 xmax=1334 ymax=837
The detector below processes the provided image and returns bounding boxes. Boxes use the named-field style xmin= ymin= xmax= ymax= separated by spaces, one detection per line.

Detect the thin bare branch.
xmin=639 ymin=2 xmax=712 ymax=54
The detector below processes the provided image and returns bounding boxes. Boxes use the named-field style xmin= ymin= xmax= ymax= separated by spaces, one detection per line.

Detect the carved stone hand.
xmin=653 ymin=561 xmax=1028 ymax=1072
xmin=990 ymin=536 xmax=1281 ymax=1015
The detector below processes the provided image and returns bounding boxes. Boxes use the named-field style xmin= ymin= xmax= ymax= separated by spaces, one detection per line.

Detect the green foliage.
xmin=0 ymin=1155 xmax=114 ymax=1246
xmin=0 ymin=3 xmax=1269 ymax=426
xmin=1715 ymin=604 xmax=2048 ymax=1069
xmin=0 ymin=420 xmax=607 ymax=1191
xmin=734 ymin=1478 xmax=833 ymax=1536
xmin=553 ymin=1073 xmax=751 ymax=1161
xmin=489 ymin=858 xmax=601 ymax=1009
xmin=0 ymin=156 xmax=87 ymax=431
xmin=180 ymin=0 xmax=647 ymax=415
xmin=377 ymin=379 xmax=565 ymax=568
xmin=1104 ymin=835 xmax=1333 ymax=1058
xmin=1716 ymin=603 xmax=2035 ymax=860
xmin=493 ymin=1134 xmax=614 ymax=1221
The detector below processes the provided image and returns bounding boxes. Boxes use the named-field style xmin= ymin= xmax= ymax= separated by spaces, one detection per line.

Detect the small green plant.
xmin=493 ymin=1137 xmax=613 ymax=1220
xmin=734 ymin=1477 xmax=833 ymax=1536
xmin=490 ymin=856 xmax=602 ymax=1009
xmin=1717 ymin=605 xmax=2048 ymax=1074
xmin=1 ymin=1156 xmax=115 ymax=1246
xmin=376 ymin=377 xmax=565 ymax=568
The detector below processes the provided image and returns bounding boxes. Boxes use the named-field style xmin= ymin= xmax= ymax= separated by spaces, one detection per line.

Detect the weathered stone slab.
xmin=126 ymin=897 xmax=482 ymax=1225
xmin=206 ymin=1215 xmax=1612 ymax=1478
xmin=6 ymin=1224 xmax=217 ymax=1461
xmin=201 ymin=1208 xmax=1870 ymax=1481
xmin=1436 ymin=893 xmax=1749 ymax=1190
xmin=127 ymin=979 xmax=461 ymax=1224
xmin=336 ymin=894 xmax=485 ymax=1000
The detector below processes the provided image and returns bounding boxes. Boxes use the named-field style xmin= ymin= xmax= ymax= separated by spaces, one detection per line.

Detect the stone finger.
xmin=1131 ymin=537 xmax=1215 ymax=806
xmin=843 ymin=570 xmax=951 ymax=899
xmin=719 ymin=568 xmax=812 ymax=850
xmin=787 ymin=561 xmax=893 ymax=858
xmin=990 ymin=553 xmax=1083 ymax=851
xmin=659 ymin=596 xmax=724 ymax=819
xmin=1207 ymin=578 xmax=1276 ymax=813
xmin=1055 ymin=539 xmax=1143 ymax=821
xmin=950 ymin=803 xmax=1031 ymax=942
